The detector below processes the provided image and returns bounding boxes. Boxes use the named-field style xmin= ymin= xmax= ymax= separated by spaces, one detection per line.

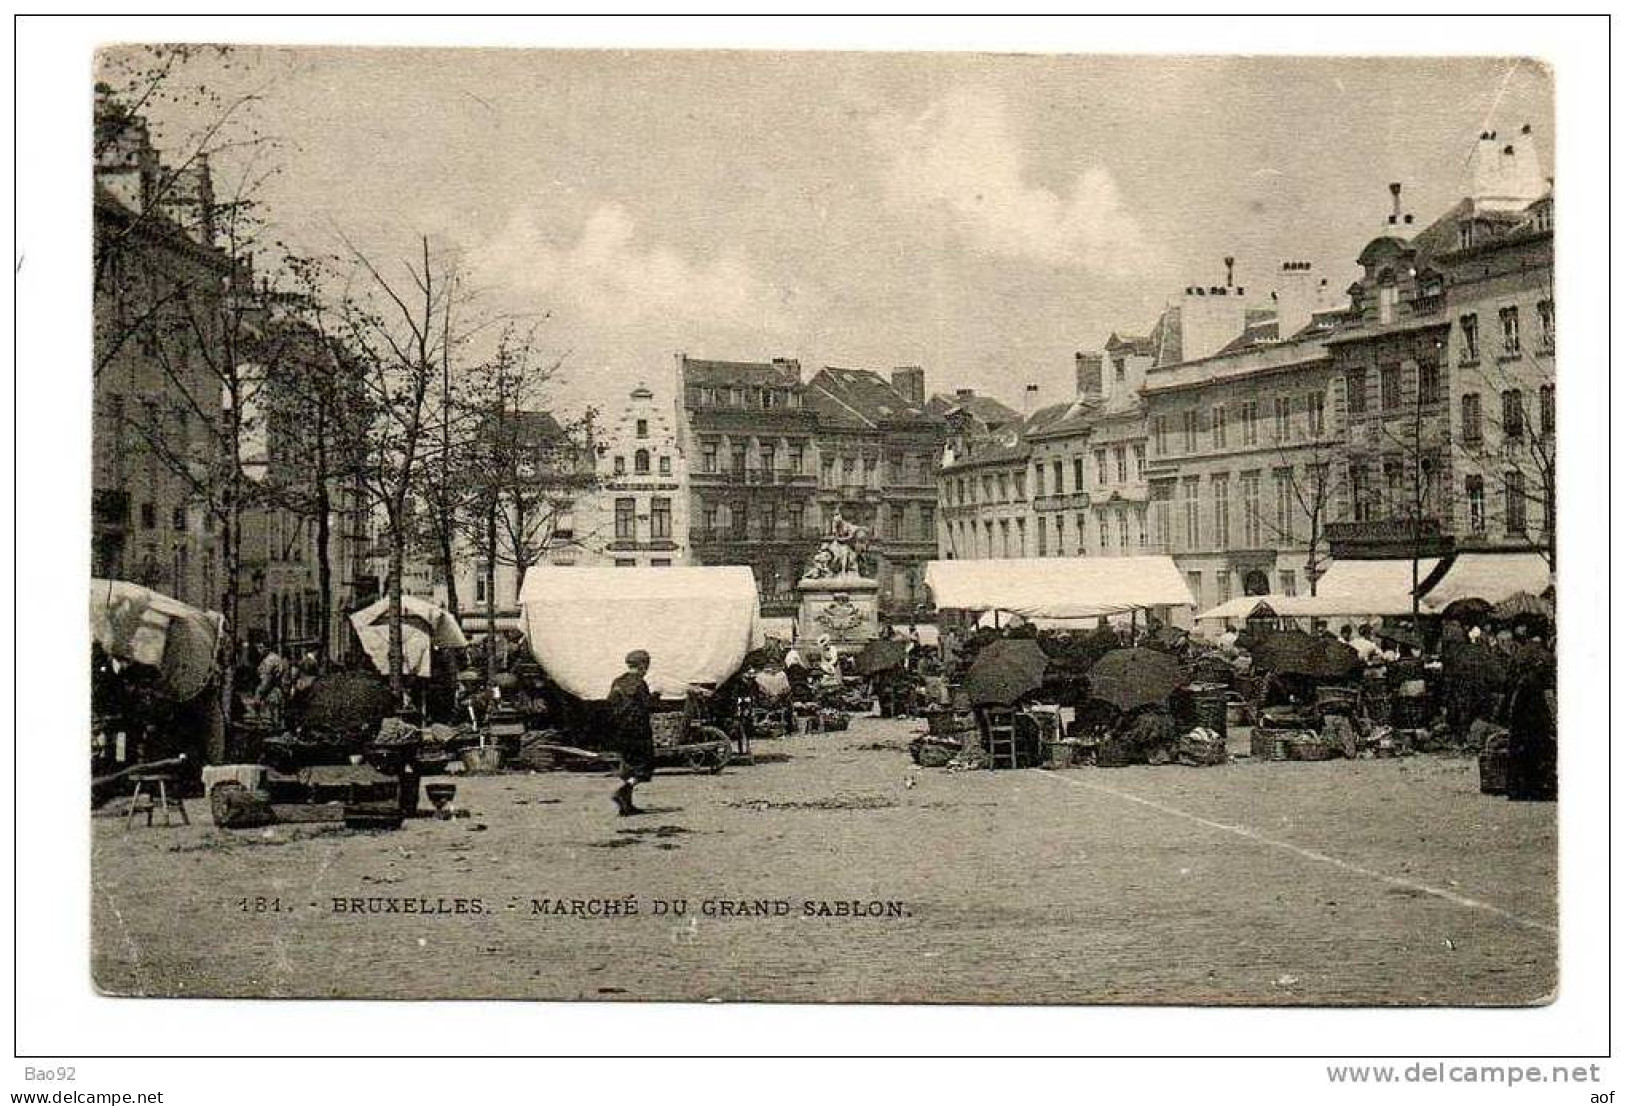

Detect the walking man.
xmin=607 ymin=649 xmax=656 ymax=817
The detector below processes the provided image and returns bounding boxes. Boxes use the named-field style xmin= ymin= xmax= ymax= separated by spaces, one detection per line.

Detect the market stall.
xmin=924 ymin=556 xmax=1195 ymax=622
xmin=1418 ymin=551 xmax=1553 ymax=610
xmin=518 ymin=565 xmax=764 ymax=699
xmin=1312 ymin=557 xmax=1441 ymax=616
xmin=90 ymin=578 xmax=223 ymax=703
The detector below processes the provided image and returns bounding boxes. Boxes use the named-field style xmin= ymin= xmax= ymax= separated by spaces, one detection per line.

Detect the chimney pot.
xmin=1522 ymin=122 xmax=1533 ymax=135
xmin=1223 ymin=256 xmax=1236 ymax=287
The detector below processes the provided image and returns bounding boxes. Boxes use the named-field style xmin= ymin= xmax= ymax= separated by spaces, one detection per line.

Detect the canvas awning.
xmin=90 ymin=579 xmax=223 ymax=702
xmin=519 ymin=565 xmax=763 ymax=699
xmin=1197 ymin=595 xmax=1297 ymax=621
xmin=924 ymin=556 xmax=1195 ymax=620
xmin=1419 ymin=552 xmax=1552 ymax=608
xmin=1313 ymin=557 xmax=1441 ymax=616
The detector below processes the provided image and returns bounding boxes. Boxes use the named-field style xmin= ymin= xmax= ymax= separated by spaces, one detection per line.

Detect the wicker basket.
xmin=1288 ymin=734 xmax=1337 ymax=762
xmin=1095 ymin=737 xmax=1139 ymax=768
xmin=1479 ymin=749 xmax=1509 ymax=794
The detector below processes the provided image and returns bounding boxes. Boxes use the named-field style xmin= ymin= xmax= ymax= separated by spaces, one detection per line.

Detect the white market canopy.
xmin=519 ymin=565 xmax=763 ymax=699
xmin=1419 ymin=552 xmax=1553 ymax=608
xmin=1198 ymin=592 xmax=1427 ymax=621
xmin=90 ymin=578 xmax=224 ymax=702
xmin=924 ymin=556 xmax=1195 ymax=620
xmin=349 ymin=594 xmax=470 ymax=679
xmin=1313 ymin=557 xmax=1442 ymax=616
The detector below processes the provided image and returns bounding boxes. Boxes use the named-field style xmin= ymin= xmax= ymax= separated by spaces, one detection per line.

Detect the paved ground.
xmin=92 ymin=717 xmax=1557 ymax=1005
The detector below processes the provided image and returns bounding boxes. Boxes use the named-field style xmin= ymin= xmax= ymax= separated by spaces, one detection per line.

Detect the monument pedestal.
xmin=796 ymin=576 xmax=880 ymax=654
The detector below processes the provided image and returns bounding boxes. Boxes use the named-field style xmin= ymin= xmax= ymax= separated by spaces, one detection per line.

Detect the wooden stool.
xmin=980 ymin=707 xmax=1019 ymax=769
xmin=126 ymin=773 xmax=190 ymax=829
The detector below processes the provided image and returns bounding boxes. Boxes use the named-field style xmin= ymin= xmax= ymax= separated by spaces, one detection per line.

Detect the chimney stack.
xmin=1074 ymin=351 xmax=1104 ymax=401
xmin=890 ymin=366 xmax=925 ymax=405
xmin=1224 ymin=256 xmax=1235 ymax=288
xmin=1388 ymin=182 xmax=1403 ymax=225
xmin=770 ymin=356 xmax=801 ymax=383
xmin=1022 ymin=383 xmax=1039 ymax=416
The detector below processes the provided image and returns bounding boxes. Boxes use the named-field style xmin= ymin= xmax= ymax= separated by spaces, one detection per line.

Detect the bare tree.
xmin=1254 ymin=435 xmax=1343 ymax=596
xmin=332 ymin=235 xmax=466 ymax=695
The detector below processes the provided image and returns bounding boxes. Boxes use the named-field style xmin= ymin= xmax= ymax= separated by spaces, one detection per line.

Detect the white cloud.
xmin=473 ymin=204 xmax=802 ymax=338
xmin=875 ymin=88 xmax=1155 ymax=271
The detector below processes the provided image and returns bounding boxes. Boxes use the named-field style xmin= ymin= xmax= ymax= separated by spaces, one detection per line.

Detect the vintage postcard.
xmin=90 ymin=46 xmax=1557 ymax=1004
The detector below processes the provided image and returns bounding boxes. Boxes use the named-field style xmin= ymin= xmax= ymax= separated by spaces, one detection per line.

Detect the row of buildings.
xmin=937 ymin=125 xmax=1554 ymax=615
xmin=93 ymin=94 xmax=1555 ymax=652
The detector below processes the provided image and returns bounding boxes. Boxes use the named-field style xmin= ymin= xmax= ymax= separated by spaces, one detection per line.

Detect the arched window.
xmin=634 ymin=449 xmax=650 ymax=475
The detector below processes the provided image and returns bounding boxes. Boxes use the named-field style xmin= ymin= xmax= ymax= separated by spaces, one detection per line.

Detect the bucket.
xmin=460 ymin=746 xmax=505 ymax=774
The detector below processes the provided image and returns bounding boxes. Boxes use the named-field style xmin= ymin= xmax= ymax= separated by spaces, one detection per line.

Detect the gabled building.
xmin=597 ymin=383 xmax=690 ymax=569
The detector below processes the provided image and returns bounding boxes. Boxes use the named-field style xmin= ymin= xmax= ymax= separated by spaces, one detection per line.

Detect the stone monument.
xmin=795 ymin=509 xmax=881 ymax=653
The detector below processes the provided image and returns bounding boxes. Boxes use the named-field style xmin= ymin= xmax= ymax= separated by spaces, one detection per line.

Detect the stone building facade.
xmin=596 ymin=383 xmax=690 ymax=569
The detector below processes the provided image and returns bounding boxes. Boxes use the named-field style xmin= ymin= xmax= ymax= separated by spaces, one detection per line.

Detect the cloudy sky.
xmin=111 ymin=48 xmax=1552 ymax=415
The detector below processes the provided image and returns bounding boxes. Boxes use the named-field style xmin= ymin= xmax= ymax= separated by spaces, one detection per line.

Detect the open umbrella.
xmin=1252 ymin=630 xmax=1361 ymax=680
xmin=962 ymin=639 xmax=1049 ymax=706
xmin=852 ymin=638 xmax=909 ymax=677
xmin=1087 ymin=647 xmax=1185 ymax=713
xmin=1494 ymin=591 xmax=1554 ymax=621
xmin=293 ymin=670 xmax=396 ymax=734
xmin=1440 ymin=597 xmax=1494 ymax=627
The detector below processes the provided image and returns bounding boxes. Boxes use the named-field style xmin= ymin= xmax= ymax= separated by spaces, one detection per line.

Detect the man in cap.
xmin=607 ymin=649 xmax=656 ymax=816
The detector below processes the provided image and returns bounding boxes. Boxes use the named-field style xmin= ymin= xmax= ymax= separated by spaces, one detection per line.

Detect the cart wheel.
xmin=708 ymin=744 xmax=731 ymax=774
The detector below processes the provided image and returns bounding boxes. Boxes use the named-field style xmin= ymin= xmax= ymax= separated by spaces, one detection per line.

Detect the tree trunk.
xmin=438 ymin=505 xmax=460 ymax=618
xmin=387 ymin=513 xmax=406 ymax=697
xmin=484 ymin=496 xmax=499 ymax=685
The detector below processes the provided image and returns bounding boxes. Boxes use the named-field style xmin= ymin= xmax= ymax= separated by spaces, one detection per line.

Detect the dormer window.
xmin=1458 ymin=222 xmax=1475 ymax=250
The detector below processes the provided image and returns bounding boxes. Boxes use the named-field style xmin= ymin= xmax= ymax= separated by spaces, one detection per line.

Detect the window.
xmin=1500 ymin=306 xmax=1521 ymax=356
xmin=731 ymin=505 xmax=748 ymax=539
xmin=172 ymin=506 xmax=186 ymax=531
xmin=1417 ymin=359 xmax=1440 ymax=407
xmin=1095 ymin=449 xmax=1109 ymax=486
xmin=888 ymin=453 xmax=904 ymax=483
xmin=1537 ymin=299 xmax=1555 ymax=348
xmin=555 ymin=511 xmax=575 ymax=540
xmin=863 ymin=456 xmax=877 ymax=486
xmin=1217 ymin=571 xmax=1232 ymax=605
xmin=1504 ymin=471 xmax=1527 ymax=534
xmin=1459 ymin=314 xmax=1480 ymax=363
xmin=1346 ymin=370 xmax=1366 ymax=415
xmin=1274 ymin=470 xmax=1294 ymax=541
xmin=1349 ymin=462 xmax=1370 ymax=522
xmin=659 ymin=455 xmax=672 ymax=476
xmin=1461 ymin=393 xmax=1482 ymax=443
xmin=841 ymin=456 xmax=855 ymax=483
xmin=1462 ymin=470 xmax=1488 ymax=532
xmin=1015 ymin=518 xmax=1026 ymax=556
xmin=1116 ymin=510 xmax=1129 ymax=552
xmin=702 ymin=440 xmax=717 ymax=473
xmin=787 ymin=503 xmax=804 ymax=536
xmin=1306 ymin=391 xmax=1326 ymax=437
xmin=1274 ymin=395 xmax=1292 ymax=442
xmin=1182 ymin=409 xmax=1198 ymax=453
xmin=1113 ymin=357 xmax=1126 ymax=382
xmin=636 ymin=418 xmax=648 ymax=439
xmin=821 ymin=456 xmax=835 ymax=486
xmin=1240 ymin=472 xmax=1262 ymax=547
xmin=1075 ymin=513 xmax=1088 ymax=554
xmin=997 ymin=474 xmax=1009 ymax=502
xmin=789 ymin=444 xmax=804 ymax=474
xmin=732 ymin=444 xmax=748 ymax=474
xmin=886 ymin=507 xmax=902 ymax=542
xmin=1036 ymin=517 xmax=1048 ymax=556
xmin=1136 ymin=508 xmax=1147 ymax=549
xmin=1014 ymin=473 xmax=1026 ymax=500
xmin=999 ymin=520 xmax=1011 ymax=558
xmin=1133 ymin=444 xmax=1146 ymax=482
xmin=1380 ymin=364 xmax=1402 ymax=411
xmin=1211 ymin=405 xmax=1227 ymax=449
xmin=1383 ymin=458 xmax=1405 ymax=518
xmin=1212 ymin=475 xmax=1230 ymax=550
xmin=1033 ymin=464 xmax=1045 ymax=498
xmin=1377 ymin=283 xmax=1398 ymax=325
xmin=1053 ymin=459 xmax=1064 ymax=494
xmin=1108 ymin=447 xmax=1123 ymax=484
xmin=1152 ymin=417 xmax=1169 ymax=457
xmin=474 ymin=564 xmax=489 ymax=605
xmin=1280 ymin=569 xmax=1297 ymax=597
xmin=1240 ymin=400 xmax=1259 ymax=445
xmin=760 ymin=444 xmax=775 ymax=475
xmin=615 ymin=498 xmax=636 ymax=540
xmin=614 ymin=558 xmax=636 ymax=568
xmin=650 ymin=497 xmax=671 ymax=540
xmin=1181 ymin=477 xmax=1201 ymax=550
xmin=1539 ymin=384 xmax=1555 ymax=437
xmin=1152 ymin=492 xmax=1173 ymax=551
xmin=1502 ymin=389 xmax=1525 ymax=439
xmin=1458 ymin=222 xmax=1475 ymax=250
xmin=1186 ymin=571 xmax=1203 ymax=609
xmin=140 ymin=502 xmax=156 ymax=529
xmin=650 ymin=559 xmax=672 ymax=567
xmin=1073 ymin=457 xmax=1085 ymax=491
xmin=920 ymin=505 xmax=935 ymax=539
xmin=613 ymin=455 xmax=626 ymax=476
xmin=634 ymin=449 xmax=650 ymax=475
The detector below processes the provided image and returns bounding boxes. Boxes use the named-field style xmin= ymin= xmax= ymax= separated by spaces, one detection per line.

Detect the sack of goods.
xmin=209 ymin=783 xmax=274 ymax=829
xmin=1176 ymin=727 xmax=1227 ymax=767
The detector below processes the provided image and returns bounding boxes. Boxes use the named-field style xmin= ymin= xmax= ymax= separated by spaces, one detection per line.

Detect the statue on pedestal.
xmin=802 ymin=508 xmax=871 ymax=580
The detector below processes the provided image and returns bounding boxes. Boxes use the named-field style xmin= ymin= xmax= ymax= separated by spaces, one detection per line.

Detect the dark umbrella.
xmin=1440 ymin=597 xmax=1494 ymax=627
xmin=852 ymin=638 xmax=909 ymax=676
xmin=1307 ymin=638 xmax=1363 ymax=680
xmin=293 ymin=671 xmax=397 ymax=734
xmin=1252 ymin=630 xmax=1361 ymax=680
xmin=1087 ymin=647 xmax=1186 ymax=713
xmin=962 ymin=639 xmax=1049 ymax=706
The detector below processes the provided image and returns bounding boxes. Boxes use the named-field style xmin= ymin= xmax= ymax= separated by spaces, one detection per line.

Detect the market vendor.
xmin=607 ymin=649 xmax=656 ymax=817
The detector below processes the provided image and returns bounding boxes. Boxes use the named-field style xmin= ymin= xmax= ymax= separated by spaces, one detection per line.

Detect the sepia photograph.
xmin=79 ymin=40 xmax=1571 ymax=1011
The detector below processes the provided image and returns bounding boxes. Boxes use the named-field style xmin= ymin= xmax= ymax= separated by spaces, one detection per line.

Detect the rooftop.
xmin=806 ymin=366 xmax=939 ymax=431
